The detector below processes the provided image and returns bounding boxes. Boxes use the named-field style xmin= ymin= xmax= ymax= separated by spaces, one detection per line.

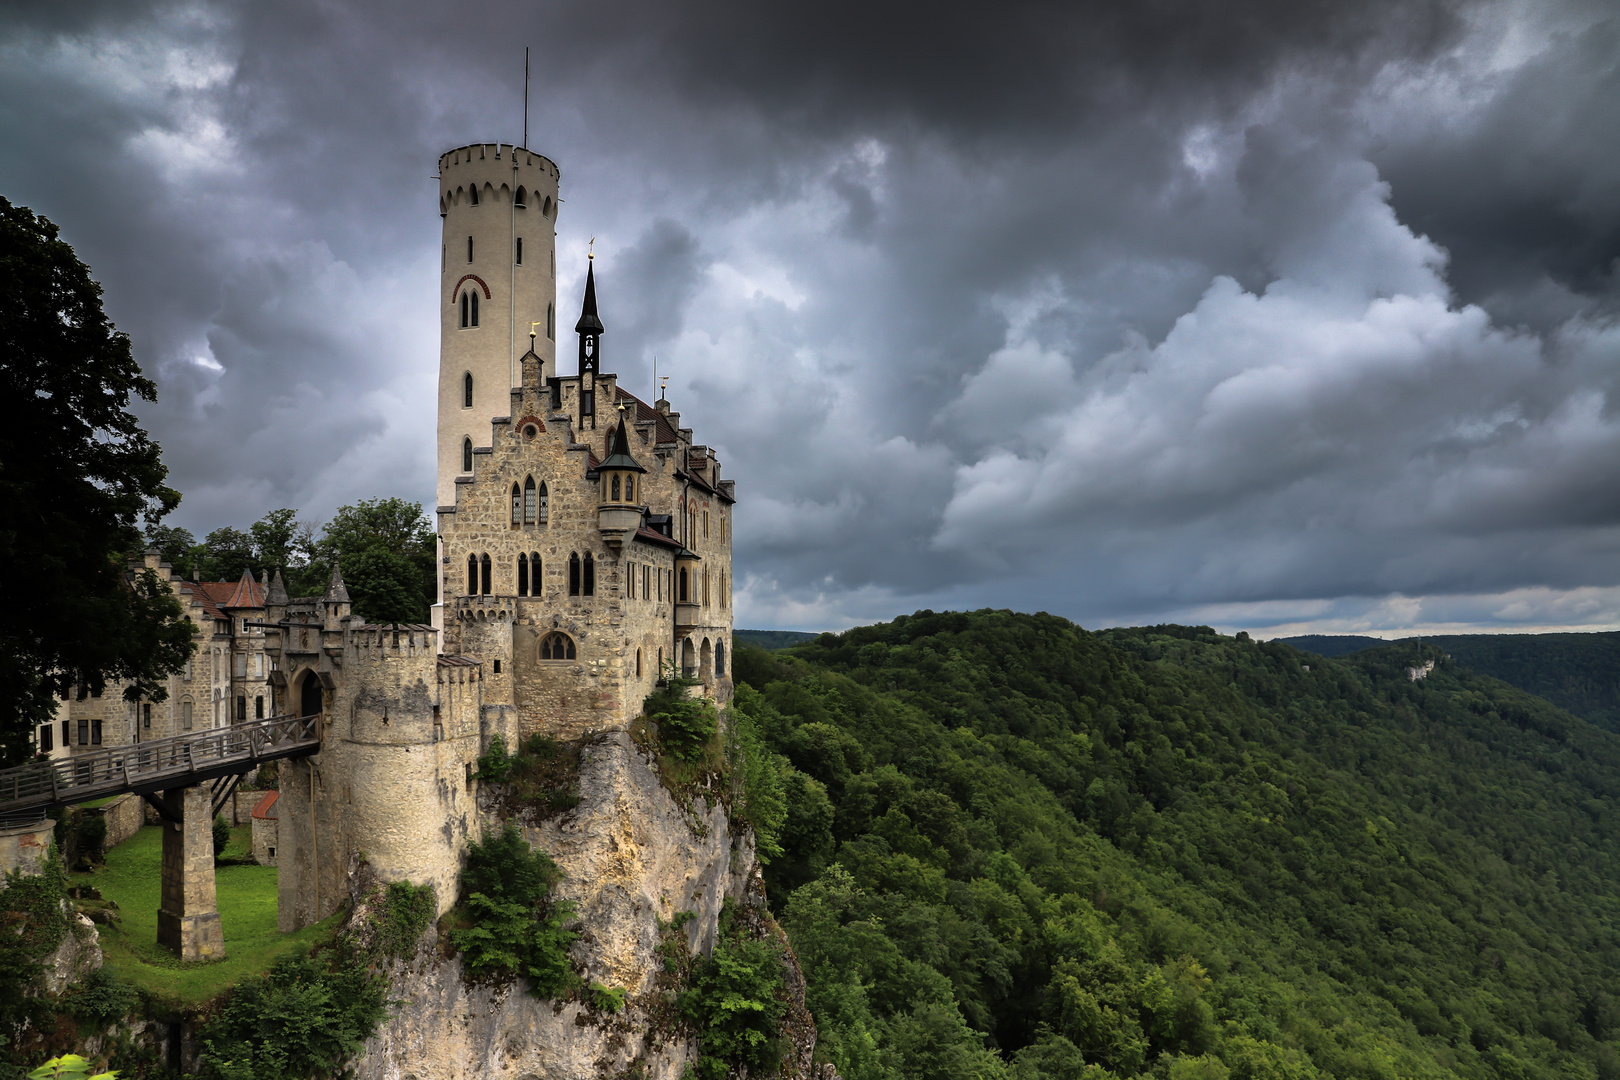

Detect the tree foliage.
xmin=737 ymin=610 xmax=1620 ymax=1080
xmin=449 ymin=824 xmax=579 ymax=997
xmin=0 ymin=197 xmax=192 ymax=761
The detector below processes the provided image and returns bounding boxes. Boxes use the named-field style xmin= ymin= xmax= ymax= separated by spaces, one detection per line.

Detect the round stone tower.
xmin=435 ymin=144 xmax=561 ymax=628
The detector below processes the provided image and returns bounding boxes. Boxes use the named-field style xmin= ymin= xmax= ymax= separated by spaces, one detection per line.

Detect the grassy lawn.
xmin=70 ymin=825 xmax=342 ymax=1006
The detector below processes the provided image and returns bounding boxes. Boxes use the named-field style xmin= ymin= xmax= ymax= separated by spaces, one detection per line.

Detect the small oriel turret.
xmin=597 ymin=410 xmax=647 ymax=550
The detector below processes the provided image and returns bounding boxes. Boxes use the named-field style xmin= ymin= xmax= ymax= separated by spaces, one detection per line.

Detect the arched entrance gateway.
xmin=298 ymin=671 xmax=324 ymax=717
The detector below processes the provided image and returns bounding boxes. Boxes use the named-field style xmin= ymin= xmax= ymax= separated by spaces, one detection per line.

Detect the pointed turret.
xmin=575 ymin=258 xmax=604 ymax=337
xmin=576 ymin=255 xmax=604 ymax=431
xmin=597 ymin=411 xmax=647 ymax=551
xmin=324 ymin=564 xmax=351 ymax=604
xmin=598 ymin=416 xmax=646 ymax=475
xmin=267 ymin=569 xmax=289 ymax=606
xmin=224 ymin=567 xmax=262 ymax=609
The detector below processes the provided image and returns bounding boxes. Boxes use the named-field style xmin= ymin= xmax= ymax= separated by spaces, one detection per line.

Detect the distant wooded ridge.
xmin=1280 ymin=630 xmax=1620 ymax=732
xmin=734 ymin=629 xmax=821 ymax=650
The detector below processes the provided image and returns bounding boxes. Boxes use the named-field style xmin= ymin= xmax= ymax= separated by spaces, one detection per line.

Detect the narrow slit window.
xmin=547 ymin=303 xmax=554 ymax=339
xmin=463 ymin=437 xmax=473 ymax=473
xmin=460 ymin=291 xmax=469 ymax=328
xmin=511 ymin=483 xmax=522 ymax=526
xmin=467 ymin=234 xmax=474 ymax=260
xmin=480 ymin=553 xmax=492 ymax=595
xmin=569 ymin=552 xmax=581 ymax=596
xmin=467 ymin=554 xmax=478 ymax=596
xmin=463 ymin=372 xmax=474 ymax=408
xmin=516 ymin=237 xmax=523 ymax=265
xmin=611 ymin=475 xmax=620 ymax=501
xmin=518 ymin=553 xmax=529 ymax=596
xmin=583 ymin=553 xmax=595 ymax=596
xmin=531 ymin=553 xmax=542 ymax=593
xmin=537 ymin=482 xmax=549 ymax=524
xmin=470 ymin=290 xmax=479 ymax=326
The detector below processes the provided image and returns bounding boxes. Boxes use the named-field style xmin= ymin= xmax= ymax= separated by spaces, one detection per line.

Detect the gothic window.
xmin=518 ymin=553 xmax=529 ymax=596
xmin=611 ymin=475 xmax=620 ymax=501
xmin=237 ymin=696 xmax=247 ymax=722
xmin=531 ymin=553 xmax=541 ymax=592
xmin=470 ymin=290 xmax=479 ymax=326
xmin=583 ymin=552 xmax=595 ymax=596
xmin=524 ymin=476 xmax=537 ymax=524
xmin=463 ymin=438 xmax=473 ymax=472
xmin=467 ymin=554 xmax=477 ymax=596
xmin=720 ymin=571 xmax=727 ymax=609
xmin=716 ymin=642 xmax=726 ymax=678
xmin=182 ymin=700 xmax=193 ymax=731
xmin=463 ymin=372 xmax=474 ymax=408
xmin=460 ymin=291 xmax=469 ymax=328
xmin=469 ymin=185 xmax=479 ymax=205
xmin=624 ymin=475 xmax=634 ymax=502
xmin=704 ymin=568 xmax=711 ymax=606
xmin=515 ymin=185 xmax=527 ymax=208
xmin=569 ymin=552 xmax=581 ymax=596
xmin=538 ymin=482 xmax=549 ymax=524
xmin=480 ymin=553 xmax=492 ymax=595
xmin=511 ymin=483 xmax=522 ymax=526
xmin=540 ymin=632 xmax=576 ymax=660
xmin=543 ymin=195 xmax=553 ymax=217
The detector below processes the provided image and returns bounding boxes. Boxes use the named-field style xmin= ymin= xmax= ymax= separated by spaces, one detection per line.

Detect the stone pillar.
xmin=156 ymin=786 xmax=225 ymax=961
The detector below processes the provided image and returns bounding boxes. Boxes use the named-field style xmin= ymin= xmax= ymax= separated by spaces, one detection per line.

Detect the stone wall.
xmin=0 ymin=818 xmax=55 ymax=878
xmin=100 ymin=794 xmax=143 ymax=849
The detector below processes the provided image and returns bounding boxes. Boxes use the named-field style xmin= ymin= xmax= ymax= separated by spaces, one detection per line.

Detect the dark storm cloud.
xmin=3 ymin=0 xmax=1618 ymax=635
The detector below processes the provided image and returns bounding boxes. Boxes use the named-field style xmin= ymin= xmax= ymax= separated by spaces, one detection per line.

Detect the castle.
xmin=48 ymin=142 xmax=736 ymax=938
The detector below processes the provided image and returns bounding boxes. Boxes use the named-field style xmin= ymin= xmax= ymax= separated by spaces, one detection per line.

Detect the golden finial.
xmin=588 ymin=237 xmax=595 ymax=260
xmin=529 ymin=321 xmax=542 ymax=338
xmin=659 ymin=376 xmax=669 ymax=396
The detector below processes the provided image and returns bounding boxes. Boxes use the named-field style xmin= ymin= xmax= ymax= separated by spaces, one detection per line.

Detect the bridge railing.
xmin=0 ymin=713 xmax=320 ymax=815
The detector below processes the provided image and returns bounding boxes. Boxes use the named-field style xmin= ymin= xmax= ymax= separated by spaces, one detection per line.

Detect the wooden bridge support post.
xmin=156 ymin=786 xmax=225 ymax=961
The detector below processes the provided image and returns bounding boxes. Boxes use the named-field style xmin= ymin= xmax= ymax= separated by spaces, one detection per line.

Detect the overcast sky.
xmin=3 ymin=0 xmax=1618 ymax=637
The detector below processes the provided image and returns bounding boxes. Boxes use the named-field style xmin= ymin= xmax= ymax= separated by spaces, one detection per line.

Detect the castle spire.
xmin=267 ymin=569 xmax=289 ymax=606
xmin=324 ymin=563 xmax=350 ymax=604
xmin=575 ymin=255 xmax=603 ymax=430
xmin=575 ymin=257 xmax=604 ymax=338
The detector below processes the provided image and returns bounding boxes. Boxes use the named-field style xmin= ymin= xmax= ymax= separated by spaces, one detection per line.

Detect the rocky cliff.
xmin=351 ymin=728 xmax=815 ymax=1080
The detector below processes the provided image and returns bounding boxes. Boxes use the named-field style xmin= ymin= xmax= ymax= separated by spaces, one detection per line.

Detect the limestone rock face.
xmin=353 ymin=729 xmax=813 ymax=1080
xmin=40 ymin=912 xmax=103 ymax=995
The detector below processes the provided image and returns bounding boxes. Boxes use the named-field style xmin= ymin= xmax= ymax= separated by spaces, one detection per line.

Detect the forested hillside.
xmin=732 ymin=611 xmax=1620 ymax=1080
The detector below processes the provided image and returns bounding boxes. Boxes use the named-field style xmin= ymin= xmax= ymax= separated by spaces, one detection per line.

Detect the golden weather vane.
xmin=530 ymin=321 xmax=543 ymax=338
xmin=588 ymin=237 xmax=595 ymax=260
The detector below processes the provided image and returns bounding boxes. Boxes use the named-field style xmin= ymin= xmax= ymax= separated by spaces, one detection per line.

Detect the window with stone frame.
xmin=539 ymin=632 xmax=576 ymax=661
xmin=524 ymin=476 xmax=537 ymax=524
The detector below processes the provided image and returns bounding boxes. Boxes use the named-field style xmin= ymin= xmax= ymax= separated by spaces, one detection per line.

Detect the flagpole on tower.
xmin=523 ymin=47 xmax=530 ymax=148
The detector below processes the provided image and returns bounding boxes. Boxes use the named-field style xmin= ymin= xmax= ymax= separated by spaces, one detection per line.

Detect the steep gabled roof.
xmin=223 ymin=568 xmax=264 ymax=609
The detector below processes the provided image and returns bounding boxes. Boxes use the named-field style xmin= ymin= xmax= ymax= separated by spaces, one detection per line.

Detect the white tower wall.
xmin=436 ymin=144 xmax=560 ymax=629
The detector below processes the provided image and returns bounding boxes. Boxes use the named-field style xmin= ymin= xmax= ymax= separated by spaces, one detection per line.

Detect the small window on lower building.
xmin=38 ymin=724 xmax=52 ymax=753
xmin=183 ymin=701 xmax=193 ymax=730
xmin=268 ymin=846 xmax=276 ymax=859
xmin=493 ymin=659 xmax=502 ymax=674
xmin=255 ymin=696 xmax=264 ymax=719
xmin=78 ymin=718 xmax=89 ymax=745
xmin=91 ymin=719 xmax=102 ymax=745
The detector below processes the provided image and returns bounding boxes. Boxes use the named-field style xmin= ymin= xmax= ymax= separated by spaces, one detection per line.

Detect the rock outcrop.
xmin=353 ymin=729 xmax=815 ymax=1080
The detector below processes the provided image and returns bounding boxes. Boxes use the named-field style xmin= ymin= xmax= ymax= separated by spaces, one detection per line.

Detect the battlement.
xmin=439 ymin=144 xmax=560 ymax=216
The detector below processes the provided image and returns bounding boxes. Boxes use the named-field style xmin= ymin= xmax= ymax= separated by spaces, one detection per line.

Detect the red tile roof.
xmin=223 ymin=569 xmax=264 ymax=609
xmin=250 ymin=790 xmax=279 ymax=820
xmin=616 ymin=386 xmax=682 ymax=445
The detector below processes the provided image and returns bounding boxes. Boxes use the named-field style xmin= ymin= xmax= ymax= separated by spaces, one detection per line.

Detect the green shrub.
xmin=679 ymin=905 xmax=787 ymax=1080
xmin=211 ymin=815 xmax=230 ymax=857
xmin=588 ymin=981 xmax=627 ymax=1013
xmin=26 ymin=1055 xmax=114 ymax=1080
xmin=643 ymin=669 xmax=717 ymax=760
xmin=473 ymin=735 xmax=515 ymax=782
xmin=198 ymin=954 xmax=389 ymax=1080
xmin=449 ymin=825 xmax=578 ymax=997
xmin=62 ymin=969 xmax=138 ymax=1028
xmin=372 ymin=880 xmax=436 ymax=960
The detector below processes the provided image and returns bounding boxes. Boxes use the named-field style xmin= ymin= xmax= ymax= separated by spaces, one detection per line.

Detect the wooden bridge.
xmin=0 ymin=713 xmax=321 ymax=818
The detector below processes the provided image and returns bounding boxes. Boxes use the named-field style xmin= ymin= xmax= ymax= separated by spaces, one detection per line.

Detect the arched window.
xmin=182 ymin=700 xmax=193 ymax=731
xmin=467 ymin=234 xmax=474 ymax=260
xmin=583 ymin=553 xmax=595 ymax=596
xmin=624 ymin=475 xmax=635 ymax=502
xmin=480 ymin=553 xmax=491 ymax=595
xmin=517 ymin=553 xmax=529 ymax=596
xmin=679 ymin=567 xmax=689 ymax=603
xmin=569 ymin=552 xmax=581 ymax=596
xmin=704 ymin=511 xmax=710 ymax=539
xmin=470 ymin=290 xmax=479 ymax=326
xmin=460 ymin=291 xmax=469 ymax=328
xmin=524 ymin=476 xmax=537 ymax=524
xmin=538 ymin=482 xmax=549 ymax=524
xmin=720 ymin=571 xmax=726 ymax=608
xmin=237 ymin=695 xmax=247 ymax=722
xmin=467 ymin=554 xmax=478 ymax=596
xmin=716 ymin=642 xmax=726 ymax=678
xmin=469 ymin=187 xmax=479 ymax=206
xmin=539 ymin=632 xmax=576 ymax=660
xmin=531 ymin=553 xmax=541 ymax=593
xmin=511 ymin=483 xmax=522 ymax=526
xmin=463 ymin=437 xmax=473 ymax=473
xmin=515 ymin=185 xmax=527 ymax=208
xmin=543 ymin=195 xmax=553 ymax=217
xmin=611 ymin=475 xmax=620 ymax=501
xmin=463 ymin=372 xmax=474 ymax=408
